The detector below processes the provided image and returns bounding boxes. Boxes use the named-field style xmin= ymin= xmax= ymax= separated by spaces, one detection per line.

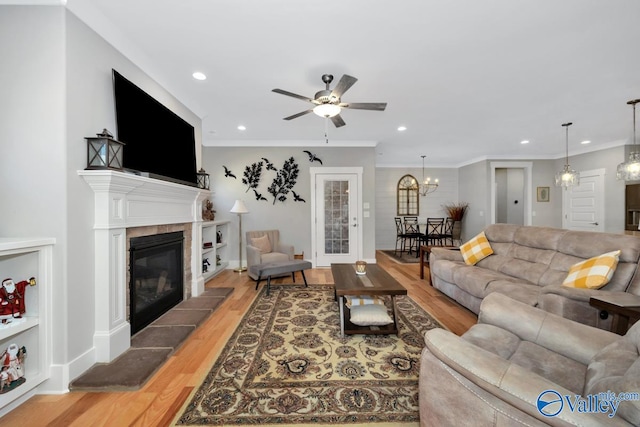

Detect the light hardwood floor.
xmin=0 ymin=251 xmax=477 ymax=427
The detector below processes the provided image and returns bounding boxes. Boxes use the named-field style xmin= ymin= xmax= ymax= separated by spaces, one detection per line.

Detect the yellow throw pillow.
xmin=251 ymin=234 xmax=272 ymax=253
xmin=460 ymin=232 xmax=494 ymax=265
xmin=562 ymin=250 xmax=621 ymax=289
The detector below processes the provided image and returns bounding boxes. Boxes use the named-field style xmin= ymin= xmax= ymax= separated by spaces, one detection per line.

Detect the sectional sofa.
xmin=429 ymin=224 xmax=640 ymax=330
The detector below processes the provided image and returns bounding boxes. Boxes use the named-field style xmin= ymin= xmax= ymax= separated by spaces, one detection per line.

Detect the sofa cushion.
xmin=261 ymin=252 xmax=289 ymax=264
xmin=510 ymin=341 xmax=586 ymax=393
xmin=462 ymin=321 xmax=587 ymax=394
xmin=562 ymin=250 xmax=620 ymax=289
xmin=460 ymin=232 xmax=493 ymax=265
xmin=251 ymin=234 xmax=272 ymax=253
xmin=585 ymin=322 xmax=640 ymax=424
xmin=485 ymin=281 xmax=540 ymax=306
xmin=453 ymin=267 xmax=513 ymax=299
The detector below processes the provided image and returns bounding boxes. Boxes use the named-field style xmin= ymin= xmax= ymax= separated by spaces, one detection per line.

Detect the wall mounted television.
xmin=112 ymin=69 xmax=197 ymax=186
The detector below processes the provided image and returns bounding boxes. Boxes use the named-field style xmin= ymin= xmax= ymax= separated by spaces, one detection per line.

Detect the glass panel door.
xmin=315 ymin=173 xmax=359 ymax=266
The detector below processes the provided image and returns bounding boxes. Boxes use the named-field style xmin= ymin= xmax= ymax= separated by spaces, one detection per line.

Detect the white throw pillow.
xmin=349 ymin=304 xmax=393 ymax=326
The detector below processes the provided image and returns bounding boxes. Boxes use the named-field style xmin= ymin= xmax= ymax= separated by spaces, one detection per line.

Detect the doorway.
xmin=490 ymin=162 xmax=532 ymax=225
xmin=562 ymin=168 xmax=605 ymax=231
xmin=310 ymin=167 xmax=363 ymax=267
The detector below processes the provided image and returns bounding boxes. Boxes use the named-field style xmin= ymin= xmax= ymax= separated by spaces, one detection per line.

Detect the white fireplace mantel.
xmin=79 ymin=170 xmax=210 ymax=362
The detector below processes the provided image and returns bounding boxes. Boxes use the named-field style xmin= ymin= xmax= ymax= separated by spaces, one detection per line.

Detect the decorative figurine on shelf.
xmin=216 ymin=254 xmax=221 ymax=266
xmin=203 ymin=200 xmax=216 ymax=221
xmin=0 ymin=277 xmax=36 ymax=324
xmin=0 ymin=344 xmax=27 ymax=393
xmin=203 ymin=258 xmax=211 ymax=273
xmin=216 ymin=230 xmax=222 ymax=244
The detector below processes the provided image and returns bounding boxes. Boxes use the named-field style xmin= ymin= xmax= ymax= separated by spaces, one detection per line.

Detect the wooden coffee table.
xmin=331 ymin=263 xmax=408 ymax=336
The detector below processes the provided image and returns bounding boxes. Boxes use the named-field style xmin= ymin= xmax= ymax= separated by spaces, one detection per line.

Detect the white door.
xmin=562 ymin=168 xmax=605 ymax=231
xmin=311 ymin=168 xmax=362 ymax=267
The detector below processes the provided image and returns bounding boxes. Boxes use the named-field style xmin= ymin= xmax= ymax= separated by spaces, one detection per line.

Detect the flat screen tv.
xmin=112 ymin=69 xmax=197 ymax=186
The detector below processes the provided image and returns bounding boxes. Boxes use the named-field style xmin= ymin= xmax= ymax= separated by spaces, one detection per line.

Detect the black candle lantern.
xmin=85 ymin=129 xmax=125 ymax=170
xmin=197 ymin=168 xmax=210 ymax=190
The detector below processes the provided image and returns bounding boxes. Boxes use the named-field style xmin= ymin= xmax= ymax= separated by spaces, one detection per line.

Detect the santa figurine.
xmin=0 ymin=277 xmax=36 ymax=324
xmin=0 ymin=344 xmax=26 ymax=391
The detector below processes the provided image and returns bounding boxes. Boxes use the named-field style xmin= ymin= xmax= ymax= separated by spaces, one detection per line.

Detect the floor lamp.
xmin=230 ymin=200 xmax=249 ymax=272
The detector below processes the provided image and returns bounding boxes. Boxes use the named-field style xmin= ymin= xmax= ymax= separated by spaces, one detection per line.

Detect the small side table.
xmin=589 ymin=294 xmax=640 ymax=335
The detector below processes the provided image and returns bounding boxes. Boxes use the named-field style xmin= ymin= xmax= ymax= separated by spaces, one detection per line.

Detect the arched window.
xmin=397 ymin=174 xmax=419 ymax=216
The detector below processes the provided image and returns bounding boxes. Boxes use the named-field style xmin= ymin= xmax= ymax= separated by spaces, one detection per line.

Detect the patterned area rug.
xmin=175 ymin=284 xmax=442 ymax=426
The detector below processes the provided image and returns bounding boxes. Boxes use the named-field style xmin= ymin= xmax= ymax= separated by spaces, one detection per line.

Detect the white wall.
xmin=1 ymin=5 xmax=203 ymax=389
xmin=1 ymin=5 xmax=68 ymax=390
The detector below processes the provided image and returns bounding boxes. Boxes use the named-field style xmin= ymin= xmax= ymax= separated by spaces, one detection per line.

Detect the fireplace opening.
xmin=129 ymin=231 xmax=184 ymax=335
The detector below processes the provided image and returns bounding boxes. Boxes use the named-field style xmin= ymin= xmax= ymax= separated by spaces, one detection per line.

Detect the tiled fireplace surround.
xmin=79 ymin=170 xmax=210 ymax=363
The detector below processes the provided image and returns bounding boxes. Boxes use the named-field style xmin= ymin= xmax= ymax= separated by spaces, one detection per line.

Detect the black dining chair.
xmin=394 ymin=217 xmax=412 ymax=256
xmin=422 ymin=218 xmax=445 ymax=247
xmin=403 ymin=216 xmax=423 ymax=255
xmin=441 ymin=217 xmax=455 ymax=246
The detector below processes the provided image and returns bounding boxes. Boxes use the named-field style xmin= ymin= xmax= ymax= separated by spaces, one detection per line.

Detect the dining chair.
xmin=394 ymin=217 xmax=411 ymax=256
xmin=403 ymin=216 xmax=422 ymax=255
xmin=423 ymin=217 xmax=445 ymax=247
xmin=441 ymin=217 xmax=455 ymax=246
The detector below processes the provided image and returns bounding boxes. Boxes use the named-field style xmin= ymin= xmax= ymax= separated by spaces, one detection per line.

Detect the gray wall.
xmin=556 ymin=145 xmax=626 ymax=233
xmin=375 ymin=167 xmax=458 ymax=249
xmin=202 ymin=146 xmax=377 ymax=263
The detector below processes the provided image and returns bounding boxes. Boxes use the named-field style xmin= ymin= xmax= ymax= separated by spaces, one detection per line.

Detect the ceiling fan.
xmin=272 ymin=74 xmax=387 ymax=128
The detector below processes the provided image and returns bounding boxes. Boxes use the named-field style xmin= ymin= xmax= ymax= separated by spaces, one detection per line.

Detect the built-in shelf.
xmin=201 ymin=220 xmax=229 ymax=282
xmin=0 ymin=237 xmax=54 ymax=416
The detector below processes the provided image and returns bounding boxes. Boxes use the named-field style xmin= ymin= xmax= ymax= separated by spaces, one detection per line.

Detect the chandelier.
xmin=555 ymin=122 xmax=580 ymax=188
xmin=616 ymin=99 xmax=640 ymax=181
xmin=417 ymin=155 xmax=438 ymax=196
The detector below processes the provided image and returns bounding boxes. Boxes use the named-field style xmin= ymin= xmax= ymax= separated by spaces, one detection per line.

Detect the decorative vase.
xmin=452 ymin=220 xmax=462 ymax=244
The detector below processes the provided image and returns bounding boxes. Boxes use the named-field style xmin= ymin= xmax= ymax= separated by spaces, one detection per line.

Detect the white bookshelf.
xmin=0 ymin=238 xmax=54 ymax=415
xmin=201 ymin=220 xmax=229 ymax=282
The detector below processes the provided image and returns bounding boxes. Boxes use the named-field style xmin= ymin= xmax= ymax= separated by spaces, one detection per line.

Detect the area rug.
xmin=381 ymin=250 xmax=420 ymax=264
xmin=175 ymin=284 xmax=443 ymax=426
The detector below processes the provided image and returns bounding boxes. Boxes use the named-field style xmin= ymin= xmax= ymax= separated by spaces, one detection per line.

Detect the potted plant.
xmin=443 ymin=202 xmax=469 ymax=243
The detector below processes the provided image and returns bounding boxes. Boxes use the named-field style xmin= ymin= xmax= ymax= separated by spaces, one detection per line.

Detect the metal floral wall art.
xmin=267 ymin=157 xmax=299 ymax=204
xmin=242 ymin=161 xmax=264 ymax=192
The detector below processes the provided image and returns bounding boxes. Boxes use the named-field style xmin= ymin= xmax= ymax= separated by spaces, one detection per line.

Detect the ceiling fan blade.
xmin=331 ymin=74 xmax=358 ymax=98
xmin=330 ymin=114 xmax=346 ymax=128
xmin=283 ymin=110 xmax=313 ymax=120
xmin=272 ymin=89 xmax=315 ymax=103
xmin=339 ymin=102 xmax=387 ymax=111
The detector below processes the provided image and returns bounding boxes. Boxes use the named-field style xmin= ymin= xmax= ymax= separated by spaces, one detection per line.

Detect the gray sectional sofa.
xmin=429 ymin=224 xmax=640 ymax=330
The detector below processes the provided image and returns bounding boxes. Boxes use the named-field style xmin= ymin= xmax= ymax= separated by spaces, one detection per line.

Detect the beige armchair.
xmin=420 ymin=292 xmax=640 ymax=426
xmin=246 ymin=230 xmax=294 ymax=280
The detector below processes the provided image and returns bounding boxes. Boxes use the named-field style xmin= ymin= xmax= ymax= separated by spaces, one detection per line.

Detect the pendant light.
xmin=555 ymin=122 xmax=579 ymax=188
xmin=616 ymin=99 xmax=640 ymax=181
xmin=418 ymin=155 xmax=438 ymax=196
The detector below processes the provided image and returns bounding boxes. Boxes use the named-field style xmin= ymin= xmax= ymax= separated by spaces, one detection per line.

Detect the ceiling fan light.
xmin=313 ymin=104 xmax=341 ymax=118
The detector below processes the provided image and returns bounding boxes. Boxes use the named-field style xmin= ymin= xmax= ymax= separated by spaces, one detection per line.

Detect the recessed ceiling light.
xmin=237 ymin=125 xmax=246 ymax=131
xmin=397 ymin=126 xmax=407 ymax=132
xmin=581 ymin=140 xmax=591 ymax=144
xmin=520 ymin=140 xmax=530 ymax=144
xmin=192 ymin=72 xmax=206 ymax=81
